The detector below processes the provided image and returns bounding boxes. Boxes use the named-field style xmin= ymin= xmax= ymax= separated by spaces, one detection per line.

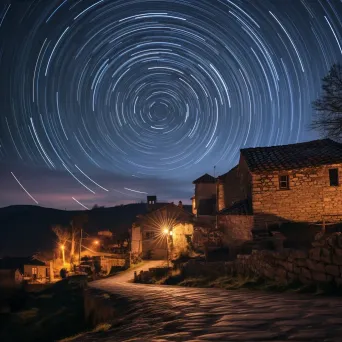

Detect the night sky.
xmin=0 ymin=0 xmax=341 ymax=210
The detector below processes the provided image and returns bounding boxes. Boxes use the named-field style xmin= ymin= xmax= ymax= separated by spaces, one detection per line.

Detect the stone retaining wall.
xmin=231 ymin=232 xmax=342 ymax=286
xmin=182 ymin=233 xmax=342 ymax=287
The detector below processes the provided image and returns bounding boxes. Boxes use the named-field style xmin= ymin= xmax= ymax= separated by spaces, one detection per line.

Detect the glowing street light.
xmin=60 ymin=244 xmax=66 ymax=267
xmin=93 ymin=240 xmax=99 ymax=245
xmin=162 ymin=227 xmax=172 ymax=267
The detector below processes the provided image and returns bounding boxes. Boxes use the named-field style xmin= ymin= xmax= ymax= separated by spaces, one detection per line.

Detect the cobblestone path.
xmin=83 ymin=263 xmax=342 ymax=341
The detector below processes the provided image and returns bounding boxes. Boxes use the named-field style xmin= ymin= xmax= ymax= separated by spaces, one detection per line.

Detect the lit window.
xmin=32 ymin=267 xmax=38 ymax=275
xmin=279 ymin=175 xmax=289 ymax=190
xmin=329 ymin=169 xmax=339 ymax=186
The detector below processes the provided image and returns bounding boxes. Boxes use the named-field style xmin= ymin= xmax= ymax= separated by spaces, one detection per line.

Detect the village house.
xmin=191 ymin=173 xmax=225 ymax=251
xmin=0 ymin=257 xmax=50 ymax=284
xmin=131 ymin=197 xmax=194 ymax=260
xmin=217 ymin=139 xmax=342 ymax=249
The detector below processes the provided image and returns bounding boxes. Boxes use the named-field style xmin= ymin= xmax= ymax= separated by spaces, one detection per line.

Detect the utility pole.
xmin=166 ymin=234 xmax=169 ymax=267
xmin=79 ymin=228 xmax=83 ymax=266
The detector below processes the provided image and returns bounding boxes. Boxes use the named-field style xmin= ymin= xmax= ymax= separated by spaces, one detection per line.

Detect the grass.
xmin=155 ymin=270 xmax=342 ymax=296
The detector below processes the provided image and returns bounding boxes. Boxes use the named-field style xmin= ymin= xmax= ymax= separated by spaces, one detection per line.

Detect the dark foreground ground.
xmin=67 ymin=262 xmax=342 ymax=342
xmin=0 ymin=280 xmax=86 ymax=342
xmin=3 ymin=262 xmax=342 ymax=342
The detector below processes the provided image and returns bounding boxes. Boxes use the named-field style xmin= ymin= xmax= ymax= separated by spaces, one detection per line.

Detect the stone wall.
xmin=252 ymin=164 xmax=342 ymax=226
xmin=218 ymin=158 xmax=252 ymax=212
xmin=180 ymin=233 xmax=342 ymax=288
xmin=131 ymin=225 xmax=142 ymax=255
xmin=217 ymin=167 xmax=244 ymax=212
xmin=195 ymin=183 xmax=216 ymax=210
xmin=231 ymin=233 xmax=342 ymax=286
xmin=172 ymin=223 xmax=194 ymax=258
xmin=218 ymin=215 xmax=253 ymax=247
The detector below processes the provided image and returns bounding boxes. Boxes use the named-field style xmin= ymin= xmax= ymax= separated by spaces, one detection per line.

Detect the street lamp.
xmin=60 ymin=244 xmax=66 ymax=267
xmin=93 ymin=239 xmax=99 ymax=245
xmin=163 ymin=227 xmax=172 ymax=267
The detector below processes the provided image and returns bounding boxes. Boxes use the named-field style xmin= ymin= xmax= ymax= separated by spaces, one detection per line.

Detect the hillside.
xmin=0 ymin=203 xmax=190 ymax=257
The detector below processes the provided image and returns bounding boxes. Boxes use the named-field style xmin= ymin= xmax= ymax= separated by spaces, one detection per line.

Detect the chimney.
xmin=178 ymin=200 xmax=183 ymax=209
xmin=147 ymin=195 xmax=157 ymax=211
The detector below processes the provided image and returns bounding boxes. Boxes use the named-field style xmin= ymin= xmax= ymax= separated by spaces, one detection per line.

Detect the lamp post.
xmin=163 ymin=228 xmax=172 ymax=267
xmin=78 ymin=228 xmax=83 ymax=266
xmin=60 ymin=245 xmax=66 ymax=267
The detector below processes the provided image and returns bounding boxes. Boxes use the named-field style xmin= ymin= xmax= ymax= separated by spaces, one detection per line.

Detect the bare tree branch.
xmin=312 ymin=63 xmax=342 ymax=140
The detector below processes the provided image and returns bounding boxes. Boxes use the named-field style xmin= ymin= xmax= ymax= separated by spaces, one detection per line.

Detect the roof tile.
xmin=240 ymin=139 xmax=342 ymax=172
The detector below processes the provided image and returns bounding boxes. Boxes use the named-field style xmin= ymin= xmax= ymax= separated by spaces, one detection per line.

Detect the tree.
xmin=312 ymin=63 xmax=342 ymax=140
xmin=52 ymin=224 xmax=70 ymax=248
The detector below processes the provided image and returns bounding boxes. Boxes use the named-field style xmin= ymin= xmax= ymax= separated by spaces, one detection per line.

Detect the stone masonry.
xmin=230 ymin=232 xmax=342 ymax=286
xmin=252 ymin=163 xmax=342 ymax=226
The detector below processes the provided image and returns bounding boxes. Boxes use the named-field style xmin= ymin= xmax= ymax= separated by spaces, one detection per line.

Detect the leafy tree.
xmin=312 ymin=63 xmax=342 ymax=140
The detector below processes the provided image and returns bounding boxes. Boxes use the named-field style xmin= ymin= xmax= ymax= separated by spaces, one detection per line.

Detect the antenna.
xmin=214 ymin=165 xmax=216 ymax=178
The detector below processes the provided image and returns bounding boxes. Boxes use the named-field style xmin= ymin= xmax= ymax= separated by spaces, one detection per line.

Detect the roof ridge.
xmin=240 ymin=138 xmax=337 ymax=152
xmin=240 ymin=138 xmax=342 ymax=172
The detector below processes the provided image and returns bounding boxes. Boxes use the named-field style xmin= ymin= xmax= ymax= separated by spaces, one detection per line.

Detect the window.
xmin=279 ymin=175 xmax=289 ymax=190
xmin=145 ymin=231 xmax=155 ymax=240
xmin=32 ymin=267 xmax=38 ymax=275
xmin=329 ymin=168 xmax=339 ymax=186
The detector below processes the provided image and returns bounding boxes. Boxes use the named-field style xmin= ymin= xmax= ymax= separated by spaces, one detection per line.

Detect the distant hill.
xmin=0 ymin=203 xmax=191 ymax=257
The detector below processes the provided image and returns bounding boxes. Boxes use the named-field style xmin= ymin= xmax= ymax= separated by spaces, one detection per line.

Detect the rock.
xmin=335 ymin=276 xmax=342 ymax=286
xmin=299 ymin=274 xmax=312 ymax=285
xmin=293 ymin=265 xmax=301 ymax=275
xmin=325 ymin=264 xmax=340 ymax=277
xmin=311 ymin=272 xmax=332 ymax=283
xmin=332 ymin=254 xmax=342 ymax=266
xmin=263 ymin=268 xmax=276 ymax=279
xmin=275 ymin=267 xmax=287 ymax=279
xmin=309 ymin=247 xmax=321 ymax=261
xmin=296 ymin=258 xmax=307 ymax=267
xmin=284 ymin=262 xmax=293 ymax=272
xmin=334 ymin=248 xmax=342 ymax=257
xmin=290 ymin=250 xmax=308 ymax=259
xmin=306 ymin=259 xmax=325 ymax=273
xmin=320 ymin=248 xmax=331 ymax=264
xmin=327 ymin=234 xmax=340 ymax=247
xmin=287 ymin=272 xmax=297 ymax=282
xmin=301 ymin=267 xmax=311 ymax=279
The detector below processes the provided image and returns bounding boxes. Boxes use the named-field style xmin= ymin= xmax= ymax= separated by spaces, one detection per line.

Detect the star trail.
xmin=0 ymin=0 xmax=341 ymax=209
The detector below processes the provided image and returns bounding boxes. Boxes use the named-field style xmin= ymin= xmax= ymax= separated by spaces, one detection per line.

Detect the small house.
xmin=0 ymin=257 xmax=49 ymax=284
xmin=131 ymin=197 xmax=194 ymax=260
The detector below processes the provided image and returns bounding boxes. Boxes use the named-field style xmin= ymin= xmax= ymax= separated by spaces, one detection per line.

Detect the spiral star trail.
xmin=0 ymin=0 xmax=341 ymax=209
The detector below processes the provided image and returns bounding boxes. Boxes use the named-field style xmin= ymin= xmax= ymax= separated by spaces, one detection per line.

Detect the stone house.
xmin=131 ymin=197 xmax=194 ymax=260
xmin=191 ymin=173 xmax=225 ymax=251
xmin=217 ymin=139 xmax=342 ymax=249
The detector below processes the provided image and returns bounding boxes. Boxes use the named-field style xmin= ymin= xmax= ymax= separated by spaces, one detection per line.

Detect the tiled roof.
xmin=240 ymin=139 xmax=342 ymax=172
xmin=218 ymin=165 xmax=238 ymax=180
xmin=192 ymin=173 xmax=216 ymax=184
xmin=218 ymin=199 xmax=251 ymax=215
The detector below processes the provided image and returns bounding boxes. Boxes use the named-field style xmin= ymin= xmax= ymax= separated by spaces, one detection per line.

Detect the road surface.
xmin=85 ymin=261 xmax=342 ymax=341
